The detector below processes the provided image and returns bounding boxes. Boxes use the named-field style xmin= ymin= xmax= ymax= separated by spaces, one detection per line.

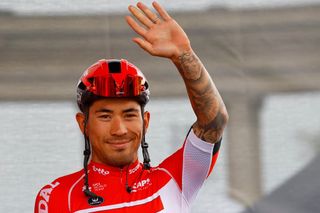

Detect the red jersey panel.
xmin=35 ymin=129 xmax=220 ymax=213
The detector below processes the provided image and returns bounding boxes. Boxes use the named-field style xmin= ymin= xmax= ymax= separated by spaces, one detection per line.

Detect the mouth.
xmin=106 ymin=139 xmax=132 ymax=150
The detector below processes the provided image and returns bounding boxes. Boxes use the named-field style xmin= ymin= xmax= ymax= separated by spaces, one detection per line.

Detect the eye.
xmin=98 ymin=114 xmax=111 ymax=120
xmin=124 ymin=113 xmax=138 ymax=119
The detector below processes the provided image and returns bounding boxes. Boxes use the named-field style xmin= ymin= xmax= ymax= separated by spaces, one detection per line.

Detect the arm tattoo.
xmin=175 ymin=51 xmax=228 ymax=144
xmin=192 ymin=112 xmax=225 ymax=143
xmin=178 ymin=52 xmax=203 ymax=80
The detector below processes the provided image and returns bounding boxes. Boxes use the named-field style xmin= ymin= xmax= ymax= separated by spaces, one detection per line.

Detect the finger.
xmin=152 ymin=1 xmax=171 ymax=21
xmin=126 ymin=16 xmax=147 ymax=37
xmin=128 ymin=5 xmax=154 ymax=28
xmin=137 ymin=2 xmax=161 ymax=24
xmin=132 ymin=37 xmax=155 ymax=55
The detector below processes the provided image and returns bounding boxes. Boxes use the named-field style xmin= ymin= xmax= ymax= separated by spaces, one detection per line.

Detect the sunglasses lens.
xmin=91 ymin=75 xmax=144 ymax=97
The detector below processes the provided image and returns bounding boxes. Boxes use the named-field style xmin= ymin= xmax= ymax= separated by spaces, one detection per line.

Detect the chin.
xmin=107 ymin=154 xmax=135 ymax=168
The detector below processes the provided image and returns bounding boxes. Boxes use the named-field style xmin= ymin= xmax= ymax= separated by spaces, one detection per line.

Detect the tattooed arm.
xmin=172 ymin=52 xmax=228 ymax=143
xmin=126 ymin=1 xmax=228 ymax=143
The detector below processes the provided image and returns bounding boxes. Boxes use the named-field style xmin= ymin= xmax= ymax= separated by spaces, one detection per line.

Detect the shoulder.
xmin=44 ymin=169 xmax=85 ymax=195
xmin=54 ymin=169 xmax=85 ymax=188
xmin=35 ymin=169 xmax=84 ymax=213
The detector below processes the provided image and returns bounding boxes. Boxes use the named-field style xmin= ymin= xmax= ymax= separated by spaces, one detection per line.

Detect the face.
xmin=76 ymin=98 xmax=150 ymax=168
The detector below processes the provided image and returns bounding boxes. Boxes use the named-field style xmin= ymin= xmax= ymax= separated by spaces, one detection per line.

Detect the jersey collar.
xmin=89 ymin=160 xmax=142 ymax=178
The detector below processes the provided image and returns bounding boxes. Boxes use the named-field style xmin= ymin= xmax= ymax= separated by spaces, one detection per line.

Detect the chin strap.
xmin=83 ymin=114 xmax=99 ymax=199
xmin=141 ymin=136 xmax=151 ymax=170
xmin=141 ymin=106 xmax=151 ymax=170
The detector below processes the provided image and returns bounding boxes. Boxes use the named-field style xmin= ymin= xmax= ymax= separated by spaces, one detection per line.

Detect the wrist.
xmin=171 ymin=46 xmax=193 ymax=65
xmin=171 ymin=48 xmax=194 ymax=65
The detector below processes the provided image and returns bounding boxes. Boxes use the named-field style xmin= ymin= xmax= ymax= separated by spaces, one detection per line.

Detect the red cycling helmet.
xmin=77 ymin=59 xmax=150 ymax=112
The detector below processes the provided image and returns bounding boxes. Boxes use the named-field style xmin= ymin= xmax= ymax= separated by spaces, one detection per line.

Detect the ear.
xmin=143 ymin=111 xmax=150 ymax=133
xmin=76 ymin=112 xmax=85 ymax=134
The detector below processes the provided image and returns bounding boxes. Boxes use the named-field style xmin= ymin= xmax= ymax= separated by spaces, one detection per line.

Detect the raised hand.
xmin=126 ymin=1 xmax=191 ymax=61
xmin=126 ymin=2 xmax=228 ymax=144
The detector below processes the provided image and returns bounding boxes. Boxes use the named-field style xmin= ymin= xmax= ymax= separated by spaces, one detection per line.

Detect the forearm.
xmin=172 ymin=50 xmax=228 ymax=144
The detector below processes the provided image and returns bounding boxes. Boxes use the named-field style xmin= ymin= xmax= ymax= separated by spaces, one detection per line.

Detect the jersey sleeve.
xmin=34 ymin=180 xmax=69 ymax=213
xmin=159 ymin=128 xmax=221 ymax=204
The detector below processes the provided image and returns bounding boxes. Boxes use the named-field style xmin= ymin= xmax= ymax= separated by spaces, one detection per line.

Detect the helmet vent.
xmin=108 ymin=61 xmax=121 ymax=73
xmin=78 ymin=82 xmax=86 ymax=90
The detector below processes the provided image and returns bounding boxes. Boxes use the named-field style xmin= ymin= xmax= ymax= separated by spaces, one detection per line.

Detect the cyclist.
xmin=35 ymin=2 xmax=228 ymax=212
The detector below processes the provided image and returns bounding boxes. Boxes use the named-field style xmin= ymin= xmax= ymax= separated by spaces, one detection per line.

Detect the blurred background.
xmin=1 ymin=0 xmax=320 ymax=212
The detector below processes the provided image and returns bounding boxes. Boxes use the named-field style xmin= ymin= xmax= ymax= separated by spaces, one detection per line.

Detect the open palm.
xmin=126 ymin=2 xmax=191 ymax=60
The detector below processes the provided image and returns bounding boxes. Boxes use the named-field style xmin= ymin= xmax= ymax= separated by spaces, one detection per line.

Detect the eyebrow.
xmin=95 ymin=109 xmax=113 ymax=114
xmin=95 ymin=108 xmax=140 ymax=114
xmin=123 ymin=108 xmax=140 ymax=113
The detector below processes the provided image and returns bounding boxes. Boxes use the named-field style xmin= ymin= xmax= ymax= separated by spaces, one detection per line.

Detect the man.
xmin=35 ymin=1 xmax=228 ymax=212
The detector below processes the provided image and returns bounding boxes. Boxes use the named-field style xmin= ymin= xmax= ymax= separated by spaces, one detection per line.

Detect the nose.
xmin=110 ymin=117 xmax=128 ymax=136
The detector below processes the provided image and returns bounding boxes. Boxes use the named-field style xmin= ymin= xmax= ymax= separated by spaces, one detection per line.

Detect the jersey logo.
xmin=129 ymin=163 xmax=140 ymax=175
xmin=88 ymin=196 xmax=104 ymax=206
xmin=38 ymin=181 xmax=60 ymax=213
xmin=131 ymin=178 xmax=152 ymax=192
xmin=92 ymin=165 xmax=110 ymax=176
xmin=92 ymin=182 xmax=107 ymax=191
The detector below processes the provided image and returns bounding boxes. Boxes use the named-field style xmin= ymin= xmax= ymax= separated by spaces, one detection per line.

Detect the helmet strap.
xmin=141 ymin=106 xmax=151 ymax=170
xmin=83 ymin=113 xmax=99 ymax=199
